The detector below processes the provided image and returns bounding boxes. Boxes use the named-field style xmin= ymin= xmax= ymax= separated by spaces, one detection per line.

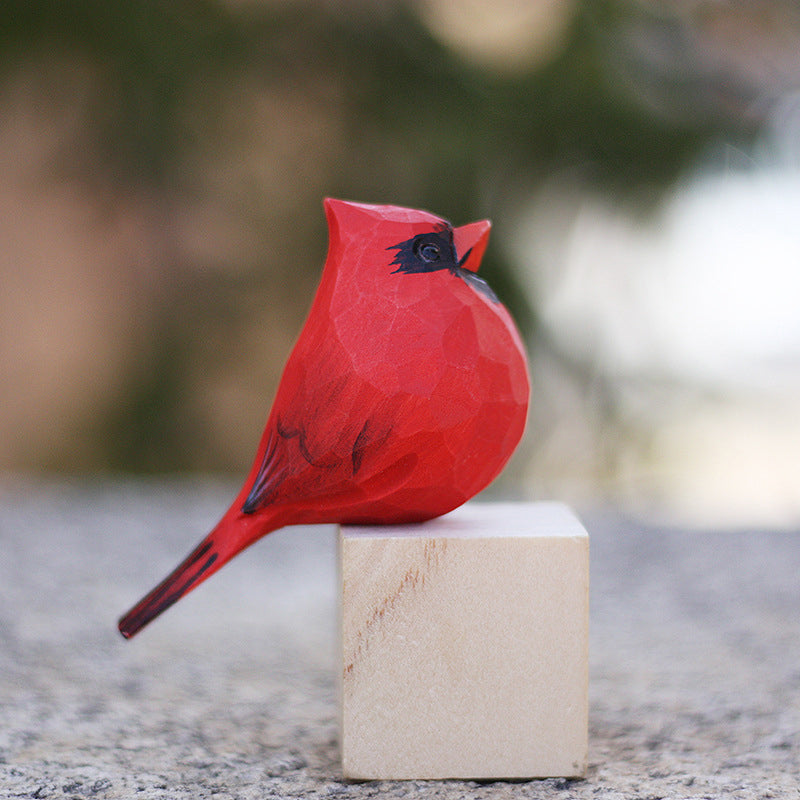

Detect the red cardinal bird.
xmin=118 ymin=199 xmax=529 ymax=638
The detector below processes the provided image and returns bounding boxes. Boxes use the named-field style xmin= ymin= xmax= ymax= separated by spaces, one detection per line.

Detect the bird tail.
xmin=117 ymin=509 xmax=279 ymax=639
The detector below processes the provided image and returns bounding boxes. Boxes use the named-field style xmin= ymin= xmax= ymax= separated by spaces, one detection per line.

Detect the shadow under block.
xmin=339 ymin=502 xmax=589 ymax=780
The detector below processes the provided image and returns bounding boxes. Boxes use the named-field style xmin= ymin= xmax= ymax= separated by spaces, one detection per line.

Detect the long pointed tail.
xmin=118 ymin=534 xmax=224 ymax=638
xmin=117 ymin=509 xmax=277 ymax=639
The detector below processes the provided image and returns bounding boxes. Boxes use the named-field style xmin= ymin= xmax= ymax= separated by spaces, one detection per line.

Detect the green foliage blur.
xmin=0 ymin=0 xmax=758 ymax=474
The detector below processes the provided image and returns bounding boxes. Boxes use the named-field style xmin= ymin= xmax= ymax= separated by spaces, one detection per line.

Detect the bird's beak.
xmin=453 ymin=219 xmax=491 ymax=273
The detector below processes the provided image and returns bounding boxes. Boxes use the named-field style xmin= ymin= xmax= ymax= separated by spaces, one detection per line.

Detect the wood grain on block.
xmin=339 ymin=502 xmax=589 ymax=780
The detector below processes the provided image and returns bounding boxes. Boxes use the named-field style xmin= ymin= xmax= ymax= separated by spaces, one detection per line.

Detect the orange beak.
xmin=453 ymin=219 xmax=491 ymax=273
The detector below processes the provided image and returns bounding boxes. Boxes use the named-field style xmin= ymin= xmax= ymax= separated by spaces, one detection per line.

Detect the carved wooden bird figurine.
xmin=119 ymin=199 xmax=529 ymax=638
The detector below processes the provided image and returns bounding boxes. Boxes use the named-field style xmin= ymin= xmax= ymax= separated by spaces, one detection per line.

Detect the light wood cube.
xmin=339 ymin=502 xmax=589 ymax=780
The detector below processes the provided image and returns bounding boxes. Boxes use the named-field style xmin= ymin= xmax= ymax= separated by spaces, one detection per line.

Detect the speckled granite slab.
xmin=1 ymin=479 xmax=798 ymax=798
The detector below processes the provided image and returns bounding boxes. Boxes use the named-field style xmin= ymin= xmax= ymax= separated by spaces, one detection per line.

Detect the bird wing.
xmin=240 ymin=322 xmax=402 ymax=515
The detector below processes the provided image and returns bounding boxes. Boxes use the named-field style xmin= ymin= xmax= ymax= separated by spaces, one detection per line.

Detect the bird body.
xmin=119 ymin=199 xmax=529 ymax=638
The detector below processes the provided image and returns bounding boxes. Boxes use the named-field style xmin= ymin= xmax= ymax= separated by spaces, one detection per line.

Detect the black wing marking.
xmin=242 ymin=427 xmax=283 ymax=513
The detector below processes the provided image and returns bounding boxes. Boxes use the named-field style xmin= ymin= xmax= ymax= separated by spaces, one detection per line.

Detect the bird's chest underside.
xmin=330 ymin=272 xmax=498 ymax=400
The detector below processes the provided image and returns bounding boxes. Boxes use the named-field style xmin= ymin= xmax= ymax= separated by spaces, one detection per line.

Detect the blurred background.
xmin=2 ymin=0 xmax=799 ymax=528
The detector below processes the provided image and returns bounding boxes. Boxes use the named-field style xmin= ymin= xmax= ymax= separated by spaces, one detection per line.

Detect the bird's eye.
xmin=415 ymin=240 xmax=441 ymax=263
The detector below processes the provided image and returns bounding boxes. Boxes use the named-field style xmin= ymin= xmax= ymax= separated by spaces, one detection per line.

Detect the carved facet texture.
xmin=119 ymin=199 xmax=530 ymax=637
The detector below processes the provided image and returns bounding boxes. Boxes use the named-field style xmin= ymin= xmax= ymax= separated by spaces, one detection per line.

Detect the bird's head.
xmin=323 ymin=199 xmax=492 ymax=294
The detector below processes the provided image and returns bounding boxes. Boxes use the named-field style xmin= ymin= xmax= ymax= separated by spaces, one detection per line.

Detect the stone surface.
xmin=1 ymin=478 xmax=799 ymax=799
xmin=339 ymin=503 xmax=589 ymax=780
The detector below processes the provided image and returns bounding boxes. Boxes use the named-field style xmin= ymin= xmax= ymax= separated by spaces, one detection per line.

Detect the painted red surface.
xmin=119 ymin=199 xmax=529 ymax=638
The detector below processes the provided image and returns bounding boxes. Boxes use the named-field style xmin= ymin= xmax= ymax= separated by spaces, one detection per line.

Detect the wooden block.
xmin=339 ymin=502 xmax=589 ymax=780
